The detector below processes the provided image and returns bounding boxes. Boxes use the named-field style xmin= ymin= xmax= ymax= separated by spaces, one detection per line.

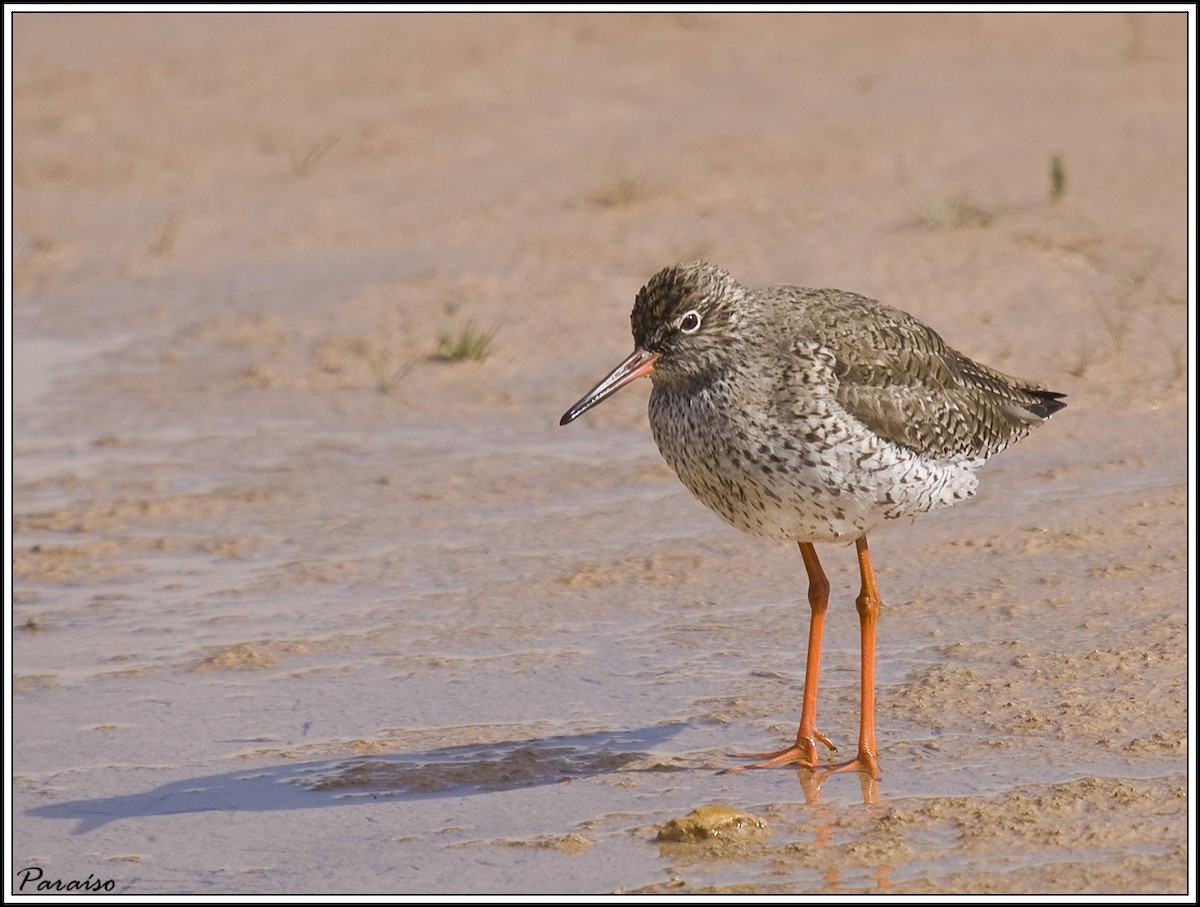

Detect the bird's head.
xmin=630 ymin=261 xmax=747 ymax=384
xmin=559 ymin=261 xmax=747 ymax=425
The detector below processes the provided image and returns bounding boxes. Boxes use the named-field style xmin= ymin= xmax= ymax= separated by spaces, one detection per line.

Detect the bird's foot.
xmin=823 ymin=748 xmax=882 ymax=782
xmin=720 ymin=731 xmax=837 ymax=774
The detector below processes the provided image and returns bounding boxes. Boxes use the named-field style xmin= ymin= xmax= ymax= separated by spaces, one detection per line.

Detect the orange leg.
xmin=725 ymin=541 xmax=838 ymax=771
xmin=825 ymin=535 xmax=882 ymax=780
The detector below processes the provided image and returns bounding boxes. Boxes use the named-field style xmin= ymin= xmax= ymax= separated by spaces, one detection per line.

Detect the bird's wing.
xmin=793 ymin=290 xmax=1061 ymax=459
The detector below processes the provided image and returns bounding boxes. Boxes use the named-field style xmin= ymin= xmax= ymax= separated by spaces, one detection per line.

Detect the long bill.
xmin=559 ymin=347 xmax=661 ymax=426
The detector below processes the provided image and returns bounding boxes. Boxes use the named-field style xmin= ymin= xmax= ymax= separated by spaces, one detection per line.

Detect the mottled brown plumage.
xmin=560 ymin=261 xmax=1065 ymax=781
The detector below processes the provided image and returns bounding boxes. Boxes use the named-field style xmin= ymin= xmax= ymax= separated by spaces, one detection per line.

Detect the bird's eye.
xmin=679 ymin=310 xmax=702 ymax=334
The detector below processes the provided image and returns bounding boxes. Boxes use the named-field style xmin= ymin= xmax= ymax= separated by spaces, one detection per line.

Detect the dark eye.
xmin=679 ymin=310 xmax=702 ymax=334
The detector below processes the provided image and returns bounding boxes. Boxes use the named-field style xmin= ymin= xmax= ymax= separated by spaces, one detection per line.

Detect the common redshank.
xmin=559 ymin=261 xmax=1065 ymax=780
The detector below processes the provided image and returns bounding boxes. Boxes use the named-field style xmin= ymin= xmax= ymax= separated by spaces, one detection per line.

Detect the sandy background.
xmin=9 ymin=11 xmax=1191 ymax=896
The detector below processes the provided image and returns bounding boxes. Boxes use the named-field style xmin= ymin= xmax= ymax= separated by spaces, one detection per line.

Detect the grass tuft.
xmin=594 ymin=177 xmax=640 ymax=207
xmin=1069 ymin=335 xmax=1092 ymax=378
xmin=917 ymin=194 xmax=995 ymax=229
xmin=365 ymin=350 xmax=415 ymax=394
xmin=1049 ymin=155 xmax=1067 ymax=203
xmin=291 ymin=134 xmax=340 ymax=176
xmin=437 ymin=324 xmax=496 ymax=363
xmin=150 ymin=211 xmax=182 ymax=255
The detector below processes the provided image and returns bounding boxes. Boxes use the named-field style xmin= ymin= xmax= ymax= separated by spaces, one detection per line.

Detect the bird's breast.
xmin=646 ymin=380 xmax=979 ymax=542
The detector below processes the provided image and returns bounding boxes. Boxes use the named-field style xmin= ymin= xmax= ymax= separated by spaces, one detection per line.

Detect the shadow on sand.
xmin=28 ymin=724 xmax=691 ymax=834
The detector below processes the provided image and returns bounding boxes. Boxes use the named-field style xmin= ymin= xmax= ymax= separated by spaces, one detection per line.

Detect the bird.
xmin=559 ymin=261 xmax=1065 ymax=780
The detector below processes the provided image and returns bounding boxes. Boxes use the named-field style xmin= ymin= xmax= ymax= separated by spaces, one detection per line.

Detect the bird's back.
xmin=773 ymin=286 xmax=1066 ymax=463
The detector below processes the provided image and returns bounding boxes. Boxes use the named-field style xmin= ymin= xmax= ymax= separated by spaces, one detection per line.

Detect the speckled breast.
xmin=647 ymin=380 xmax=980 ymax=543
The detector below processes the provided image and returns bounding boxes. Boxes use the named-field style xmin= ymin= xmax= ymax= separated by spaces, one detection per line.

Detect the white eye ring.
xmin=679 ymin=310 xmax=702 ymax=334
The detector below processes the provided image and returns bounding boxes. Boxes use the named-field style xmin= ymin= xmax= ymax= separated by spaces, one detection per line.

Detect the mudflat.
xmin=11 ymin=12 xmax=1188 ymax=895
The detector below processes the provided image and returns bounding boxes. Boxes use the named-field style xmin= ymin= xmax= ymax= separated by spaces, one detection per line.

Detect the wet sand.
xmin=10 ymin=11 xmax=1190 ymax=895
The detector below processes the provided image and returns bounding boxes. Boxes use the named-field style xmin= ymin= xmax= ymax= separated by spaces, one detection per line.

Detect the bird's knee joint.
xmin=855 ymin=592 xmax=880 ymax=617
